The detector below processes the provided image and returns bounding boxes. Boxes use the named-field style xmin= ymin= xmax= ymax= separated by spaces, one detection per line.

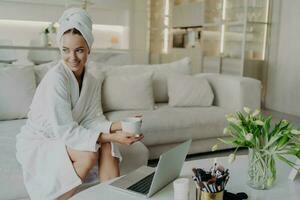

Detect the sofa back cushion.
xmin=104 ymin=57 xmax=191 ymax=103
xmin=168 ymin=74 xmax=214 ymax=107
xmin=102 ymin=72 xmax=154 ymax=112
xmin=33 ymin=60 xmax=58 ymax=84
xmin=0 ymin=65 xmax=36 ymax=120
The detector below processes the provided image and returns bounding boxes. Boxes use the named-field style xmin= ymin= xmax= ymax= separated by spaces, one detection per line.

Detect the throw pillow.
xmin=34 ymin=60 xmax=58 ymax=84
xmin=168 ymin=74 xmax=214 ymax=107
xmin=102 ymin=72 xmax=154 ymax=112
xmin=88 ymin=52 xmax=131 ymax=65
xmin=105 ymin=57 xmax=191 ymax=103
xmin=0 ymin=66 xmax=36 ymax=120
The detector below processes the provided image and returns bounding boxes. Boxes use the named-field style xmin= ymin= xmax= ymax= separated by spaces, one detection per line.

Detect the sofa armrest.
xmin=194 ymin=73 xmax=261 ymax=112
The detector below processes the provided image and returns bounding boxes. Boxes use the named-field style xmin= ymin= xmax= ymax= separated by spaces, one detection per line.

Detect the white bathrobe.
xmin=16 ymin=61 xmax=121 ymax=200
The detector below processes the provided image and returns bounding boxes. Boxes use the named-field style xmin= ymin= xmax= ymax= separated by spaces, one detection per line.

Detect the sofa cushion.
xmin=168 ymin=74 xmax=214 ymax=107
xmin=0 ymin=66 xmax=36 ymax=120
xmin=105 ymin=103 xmax=228 ymax=146
xmin=0 ymin=119 xmax=28 ymax=200
xmin=104 ymin=57 xmax=191 ymax=103
xmin=87 ymin=52 xmax=131 ymax=66
xmin=102 ymin=72 xmax=154 ymax=112
xmin=33 ymin=60 xmax=58 ymax=84
xmin=1 ymin=61 xmax=59 ymax=86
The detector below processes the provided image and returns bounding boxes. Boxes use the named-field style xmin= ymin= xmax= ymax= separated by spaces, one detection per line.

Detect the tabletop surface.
xmin=70 ymin=155 xmax=300 ymax=200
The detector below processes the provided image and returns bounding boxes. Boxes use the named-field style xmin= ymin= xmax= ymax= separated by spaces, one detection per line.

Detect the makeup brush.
xmin=207 ymin=177 xmax=217 ymax=192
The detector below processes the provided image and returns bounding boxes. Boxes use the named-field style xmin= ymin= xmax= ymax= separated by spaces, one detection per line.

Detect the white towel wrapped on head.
xmin=57 ymin=7 xmax=94 ymax=50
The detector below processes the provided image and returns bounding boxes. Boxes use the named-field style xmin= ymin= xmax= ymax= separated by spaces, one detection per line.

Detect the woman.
xmin=16 ymin=8 xmax=143 ymax=200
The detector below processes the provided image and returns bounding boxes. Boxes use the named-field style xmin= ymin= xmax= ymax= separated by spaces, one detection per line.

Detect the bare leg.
xmin=99 ymin=142 xmax=120 ymax=182
xmin=58 ymin=147 xmax=98 ymax=200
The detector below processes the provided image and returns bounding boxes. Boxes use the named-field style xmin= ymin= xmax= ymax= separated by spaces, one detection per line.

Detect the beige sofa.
xmin=96 ymin=58 xmax=261 ymax=159
xmin=0 ymin=58 xmax=261 ymax=199
xmin=104 ymin=72 xmax=261 ymax=159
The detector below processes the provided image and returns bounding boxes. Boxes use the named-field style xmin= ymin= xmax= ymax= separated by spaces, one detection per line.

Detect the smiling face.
xmin=61 ymin=30 xmax=89 ymax=79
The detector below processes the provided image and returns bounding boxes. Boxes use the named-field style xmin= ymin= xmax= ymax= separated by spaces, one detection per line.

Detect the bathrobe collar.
xmin=61 ymin=60 xmax=87 ymax=107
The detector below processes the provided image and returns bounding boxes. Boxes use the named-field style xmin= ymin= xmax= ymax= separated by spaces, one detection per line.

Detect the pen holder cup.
xmin=196 ymin=188 xmax=223 ymax=200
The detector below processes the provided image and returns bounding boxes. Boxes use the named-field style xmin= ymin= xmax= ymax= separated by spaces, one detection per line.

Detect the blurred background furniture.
xmin=0 ymin=39 xmax=17 ymax=64
xmin=27 ymin=39 xmax=59 ymax=65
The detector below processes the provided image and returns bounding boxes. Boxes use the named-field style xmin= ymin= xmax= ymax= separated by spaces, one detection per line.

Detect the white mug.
xmin=121 ymin=117 xmax=142 ymax=134
xmin=173 ymin=178 xmax=190 ymax=200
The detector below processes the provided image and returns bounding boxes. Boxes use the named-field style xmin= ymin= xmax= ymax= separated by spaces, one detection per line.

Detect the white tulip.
xmin=223 ymin=127 xmax=230 ymax=135
xmin=228 ymin=153 xmax=236 ymax=164
xmin=252 ymin=109 xmax=260 ymax=117
xmin=245 ymin=133 xmax=253 ymax=141
xmin=225 ymin=114 xmax=234 ymax=120
xmin=291 ymin=129 xmax=300 ymax=135
xmin=212 ymin=144 xmax=218 ymax=151
xmin=254 ymin=120 xmax=264 ymax=126
xmin=227 ymin=117 xmax=240 ymax=125
xmin=243 ymin=107 xmax=251 ymax=114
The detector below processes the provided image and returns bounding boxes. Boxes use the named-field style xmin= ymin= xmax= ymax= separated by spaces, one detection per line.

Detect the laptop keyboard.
xmin=127 ymin=172 xmax=155 ymax=194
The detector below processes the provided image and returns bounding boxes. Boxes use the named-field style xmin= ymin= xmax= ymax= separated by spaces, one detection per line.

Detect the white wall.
xmin=266 ymin=0 xmax=300 ymax=116
xmin=0 ymin=0 xmax=149 ymax=64
xmin=129 ymin=0 xmax=149 ymax=64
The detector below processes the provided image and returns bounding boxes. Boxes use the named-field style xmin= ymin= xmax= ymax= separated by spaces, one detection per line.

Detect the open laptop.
xmin=109 ymin=139 xmax=192 ymax=198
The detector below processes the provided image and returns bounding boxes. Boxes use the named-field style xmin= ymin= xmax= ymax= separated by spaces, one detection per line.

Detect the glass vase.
xmin=247 ymin=148 xmax=276 ymax=189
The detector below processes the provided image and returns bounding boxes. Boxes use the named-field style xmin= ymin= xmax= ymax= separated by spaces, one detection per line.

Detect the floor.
xmin=262 ymin=108 xmax=300 ymax=125
xmin=148 ymin=108 xmax=300 ymax=167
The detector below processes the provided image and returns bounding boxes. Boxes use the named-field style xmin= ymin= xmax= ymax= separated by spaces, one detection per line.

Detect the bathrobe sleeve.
xmin=80 ymin=76 xmax=112 ymax=140
xmin=46 ymin=73 xmax=102 ymax=152
xmin=79 ymin=74 xmax=122 ymax=161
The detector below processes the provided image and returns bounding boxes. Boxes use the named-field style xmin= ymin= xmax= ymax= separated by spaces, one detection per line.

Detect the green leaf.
xmin=229 ymin=123 xmax=244 ymax=136
xmin=287 ymin=148 xmax=300 ymax=157
xmin=276 ymin=154 xmax=299 ymax=170
xmin=263 ymin=133 xmax=283 ymax=150
xmin=218 ymin=138 xmax=238 ymax=147
xmin=277 ymin=135 xmax=289 ymax=149
xmin=264 ymin=116 xmax=272 ymax=140
xmin=270 ymin=122 xmax=281 ymax=137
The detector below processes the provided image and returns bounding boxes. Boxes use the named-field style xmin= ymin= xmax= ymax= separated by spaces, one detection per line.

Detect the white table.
xmin=70 ymin=155 xmax=300 ymax=200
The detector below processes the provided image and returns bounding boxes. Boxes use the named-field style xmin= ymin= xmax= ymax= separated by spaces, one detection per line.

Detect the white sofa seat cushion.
xmin=104 ymin=57 xmax=191 ymax=103
xmin=0 ymin=66 xmax=36 ymax=120
xmin=168 ymin=74 xmax=214 ymax=107
xmin=0 ymin=119 xmax=28 ymax=200
xmin=105 ymin=103 xmax=228 ymax=146
xmin=102 ymin=72 xmax=154 ymax=112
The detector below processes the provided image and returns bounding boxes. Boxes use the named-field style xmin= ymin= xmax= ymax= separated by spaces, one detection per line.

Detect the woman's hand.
xmin=110 ymin=115 xmax=143 ymax=133
xmin=99 ymin=131 xmax=144 ymax=145
xmin=111 ymin=131 xmax=144 ymax=145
